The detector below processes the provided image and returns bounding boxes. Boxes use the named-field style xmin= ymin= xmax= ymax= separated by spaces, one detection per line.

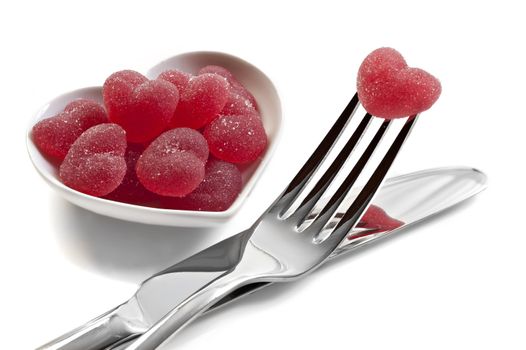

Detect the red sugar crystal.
xmin=32 ymin=99 xmax=108 ymax=160
xmin=204 ymin=114 xmax=267 ymax=164
xmin=59 ymin=124 xmax=127 ymax=197
xmin=136 ymin=128 xmax=208 ymax=197
xmin=103 ymin=70 xmax=179 ymax=143
xmin=357 ymin=47 xmax=441 ymax=118
xmin=162 ymin=158 xmax=242 ymax=211
xmin=157 ymin=69 xmax=192 ymax=93
xmin=105 ymin=144 xmax=155 ymax=203
xmin=170 ymin=73 xmax=230 ymax=129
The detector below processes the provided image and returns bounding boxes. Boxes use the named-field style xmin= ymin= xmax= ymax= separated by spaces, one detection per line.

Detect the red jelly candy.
xmin=136 ymin=128 xmax=208 ymax=197
xmin=59 ymin=124 xmax=127 ymax=197
xmin=162 ymin=158 xmax=242 ymax=211
xmin=199 ymin=65 xmax=258 ymax=110
xmin=102 ymin=70 xmax=148 ymax=110
xmin=157 ymin=69 xmax=192 ymax=93
xmin=136 ymin=152 xmax=204 ymax=198
xmin=63 ymin=123 xmax=127 ymax=156
xmin=105 ymin=144 xmax=155 ymax=203
xmin=204 ymin=114 xmax=267 ymax=164
xmin=170 ymin=73 xmax=230 ymax=129
xmin=221 ymin=91 xmax=259 ymax=118
xmin=357 ymin=47 xmax=441 ymax=119
xmin=32 ymin=99 xmax=108 ymax=160
xmin=103 ymin=70 xmax=179 ymax=143
xmin=142 ymin=128 xmax=209 ymax=162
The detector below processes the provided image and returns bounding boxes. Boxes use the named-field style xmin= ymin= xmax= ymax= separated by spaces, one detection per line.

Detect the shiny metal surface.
xmin=38 ymin=94 xmax=421 ymax=349
xmin=125 ymin=105 xmax=417 ymax=348
xmin=39 ymin=166 xmax=486 ymax=350
xmin=212 ymin=166 xmax=488 ymax=312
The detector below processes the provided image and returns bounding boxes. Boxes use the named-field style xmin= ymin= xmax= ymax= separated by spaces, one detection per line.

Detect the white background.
xmin=1 ymin=1 xmax=525 ymax=349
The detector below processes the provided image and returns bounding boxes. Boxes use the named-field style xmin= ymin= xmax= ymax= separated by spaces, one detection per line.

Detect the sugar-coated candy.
xmin=136 ymin=128 xmax=208 ymax=197
xmin=144 ymin=128 xmax=209 ymax=162
xmin=170 ymin=73 xmax=230 ymax=129
xmin=62 ymin=123 xmax=127 ymax=157
xmin=221 ymin=91 xmax=259 ymax=118
xmin=199 ymin=65 xmax=258 ymax=110
xmin=32 ymin=99 xmax=108 ymax=160
xmin=103 ymin=70 xmax=179 ymax=143
xmin=59 ymin=124 xmax=127 ymax=197
xmin=357 ymin=47 xmax=441 ymax=118
xmin=61 ymin=154 xmax=127 ymax=197
xmin=105 ymin=144 xmax=155 ymax=203
xmin=102 ymin=70 xmax=148 ymax=114
xmin=157 ymin=69 xmax=192 ymax=93
xmin=204 ymin=114 xmax=267 ymax=164
xmin=136 ymin=151 xmax=205 ymax=197
xmin=162 ymin=158 xmax=242 ymax=211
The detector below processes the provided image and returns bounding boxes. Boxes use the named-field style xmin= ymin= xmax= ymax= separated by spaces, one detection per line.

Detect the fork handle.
xmin=124 ymin=246 xmax=266 ymax=350
xmin=37 ymin=303 xmax=145 ymax=350
xmin=128 ymin=280 xmax=242 ymax=349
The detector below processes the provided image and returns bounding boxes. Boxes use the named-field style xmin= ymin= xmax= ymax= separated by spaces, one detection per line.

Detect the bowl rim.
xmin=26 ymin=51 xmax=282 ymax=224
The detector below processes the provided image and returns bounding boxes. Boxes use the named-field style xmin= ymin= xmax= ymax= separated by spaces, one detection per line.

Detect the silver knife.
xmin=38 ymin=166 xmax=487 ymax=350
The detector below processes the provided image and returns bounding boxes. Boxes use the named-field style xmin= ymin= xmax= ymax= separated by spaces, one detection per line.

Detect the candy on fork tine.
xmin=123 ymin=95 xmax=418 ymax=350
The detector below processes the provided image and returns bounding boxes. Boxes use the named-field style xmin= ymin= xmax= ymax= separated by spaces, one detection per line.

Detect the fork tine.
xmin=317 ymin=115 xmax=418 ymax=244
xmin=296 ymin=118 xmax=391 ymax=230
xmin=281 ymin=112 xmax=373 ymax=219
xmin=277 ymin=94 xmax=360 ymax=209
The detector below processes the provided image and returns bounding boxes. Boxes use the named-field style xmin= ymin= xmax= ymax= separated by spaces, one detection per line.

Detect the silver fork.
xmin=123 ymin=96 xmax=417 ymax=349
xmin=39 ymin=94 xmax=417 ymax=350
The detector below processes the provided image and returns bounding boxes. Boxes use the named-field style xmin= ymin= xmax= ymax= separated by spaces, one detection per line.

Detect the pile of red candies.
xmin=32 ymin=66 xmax=268 ymax=211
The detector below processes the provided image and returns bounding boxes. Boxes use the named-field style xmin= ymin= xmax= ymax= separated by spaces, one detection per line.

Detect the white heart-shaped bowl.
xmin=27 ymin=51 xmax=282 ymax=227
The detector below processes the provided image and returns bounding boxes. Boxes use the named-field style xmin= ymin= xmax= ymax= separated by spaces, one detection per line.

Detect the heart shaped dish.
xmin=27 ymin=51 xmax=282 ymax=227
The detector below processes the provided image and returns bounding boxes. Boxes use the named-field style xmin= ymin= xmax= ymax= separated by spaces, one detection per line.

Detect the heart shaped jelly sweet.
xmin=103 ymin=70 xmax=179 ymax=143
xmin=32 ymin=99 xmax=108 ymax=160
xmin=167 ymin=73 xmax=230 ymax=129
xmin=136 ymin=128 xmax=208 ymax=197
xmin=357 ymin=47 xmax=441 ymax=118
xmin=59 ymin=124 xmax=127 ymax=197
